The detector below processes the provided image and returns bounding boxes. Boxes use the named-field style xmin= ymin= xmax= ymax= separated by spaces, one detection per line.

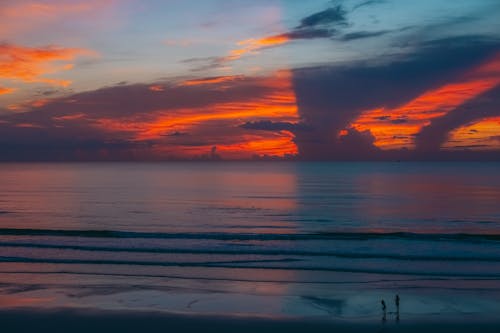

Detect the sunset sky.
xmin=1 ymin=0 xmax=500 ymax=160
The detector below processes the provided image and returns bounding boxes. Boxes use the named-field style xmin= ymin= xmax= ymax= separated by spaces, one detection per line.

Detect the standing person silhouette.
xmin=381 ymin=299 xmax=387 ymax=322
xmin=395 ymin=294 xmax=400 ymax=322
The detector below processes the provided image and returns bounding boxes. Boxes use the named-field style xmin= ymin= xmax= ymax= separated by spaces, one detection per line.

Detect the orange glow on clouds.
xmin=149 ymin=85 xmax=164 ymax=92
xmin=151 ymin=133 xmax=297 ymax=159
xmin=30 ymin=98 xmax=50 ymax=108
xmin=95 ymin=70 xmax=299 ymax=158
xmin=15 ymin=123 xmax=43 ymax=128
xmin=0 ymin=86 xmax=15 ymax=95
xmin=443 ymin=117 xmax=500 ymax=150
xmin=351 ymin=53 xmax=500 ymax=149
xmin=229 ymin=134 xmax=296 ymax=156
xmin=52 ymin=113 xmax=86 ymax=121
xmin=225 ymin=34 xmax=290 ymax=62
xmin=180 ymin=75 xmax=244 ymax=86
xmin=0 ymin=43 xmax=95 ymax=87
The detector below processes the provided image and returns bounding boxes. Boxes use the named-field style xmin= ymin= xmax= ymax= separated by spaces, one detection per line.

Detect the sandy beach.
xmin=1 ymin=307 xmax=500 ymax=333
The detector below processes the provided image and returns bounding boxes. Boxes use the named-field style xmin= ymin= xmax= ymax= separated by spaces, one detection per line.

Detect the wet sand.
xmin=1 ymin=307 xmax=500 ymax=333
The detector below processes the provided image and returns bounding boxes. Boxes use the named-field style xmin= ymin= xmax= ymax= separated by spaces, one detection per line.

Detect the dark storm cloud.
xmin=416 ymin=84 xmax=500 ymax=152
xmin=296 ymin=5 xmax=347 ymax=29
xmin=291 ymin=35 xmax=500 ymax=159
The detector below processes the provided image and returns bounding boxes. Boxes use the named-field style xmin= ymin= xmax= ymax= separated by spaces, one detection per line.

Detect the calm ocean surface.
xmin=0 ymin=162 xmax=499 ymax=317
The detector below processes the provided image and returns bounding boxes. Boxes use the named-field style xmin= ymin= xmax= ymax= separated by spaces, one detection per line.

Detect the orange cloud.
xmin=0 ymin=43 xmax=95 ymax=87
xmin=224 ymin=34 xmax=290 ymax=62
xmin=351 ymin=53 xmax=500 ymax=149
xmin=95 ymin=70 xmax=299 ymax=158
xmin=30 ymin=99 xmax=50 ymax=108
xmin=443 ymin=116 xmax=500 ymax=150
xmin=180 ymin=75 xmax=244 ymax=86
xmin=226 ymin=134 xmax=297 ymax=157
xmin=149 ymin=133 xmax=298 ymax=160
xmin=15 ymin=123 xmax=43 ymax=128
xmin=52 ymin=113 xmax=86 ymax=121
xmin=149 ymin=85 xmax=165 ymax=92
xmin=0 ymin=86 xmax=15 ymax=95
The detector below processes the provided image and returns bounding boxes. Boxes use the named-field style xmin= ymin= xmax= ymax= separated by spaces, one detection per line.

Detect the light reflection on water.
xmin=0 ymin=162 xmax=500 ymax=317
xmin=0 ymin=162 xmax=499 ymax=233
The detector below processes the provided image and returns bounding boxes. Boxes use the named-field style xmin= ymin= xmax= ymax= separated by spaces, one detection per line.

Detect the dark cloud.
xmin=352 ymin=0 xmax=387 ymax=11
xmin=286 ymin=5 xmax=348 ymax=42
xmin=416 ymin=84 xmax=500 ymax=152
xmin=341 ymin=30 xmax=390 ymax=41
xmin=391 ymin=117 xmax=408 ymax=124
xmin=0 ymin=121 xmax=140 ymax=161
xmin=296 ymin=5 xmax=347 ymax=29
xmin=1 ymin=36 xmax=499 ymax=161
xmin=8 ymin=76 xmax=272 ymax=121
xmin=336 ymin=128 xmax=380 ymax=158
xmin=0 ymin=75 xmax=292 ymax=160
xmin=285 ymin=28 xmax=334 ymax=40
xmin=291 ymin=35 xmax=500 ymax=159
xmin=187 ymin=4 xmax=351 ymax=71
xmin=239 ymin=121 xmax=310 ymax=132
xmin=164 ymin=131 xmax=189 ymax=137
xmin=38 ymin=89 xmax=60 ymax=96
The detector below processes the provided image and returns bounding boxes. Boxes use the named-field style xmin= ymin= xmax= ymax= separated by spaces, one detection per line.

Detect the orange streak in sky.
xmin=443 ymin=116 xmax=500 ymax=150
xmin=95 ymin=70 xmax=299 ymax=158
xmin=180 ymin=75 xmax=243 ymax=86
xmin=0 ymin=43 xmax=95 ymax=87
xmin=151 ymin=133 xmax=297 ymax=160
xmin=351 ymin=53 xmax=500 ymax=149
xmin=225 ymin=33 xmax=290 ymax=62
xmin=215 ymin=134 xmax=297 ymax=159
xmin=149 ymin=85 xmax=164 ymax=91
xmin=0 ymin=86 xmax=15 ymax=95
xmin=52 ymin=113 xmax=86 ymax=121
xmin=15 ymin=123 xmax=43 ymax=128
xmin=31 ymin=99 xmax=50 ymax=108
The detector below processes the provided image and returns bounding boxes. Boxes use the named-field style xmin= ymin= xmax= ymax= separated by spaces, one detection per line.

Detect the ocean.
xmin=0 ymin=162 xmax=499 ymax=319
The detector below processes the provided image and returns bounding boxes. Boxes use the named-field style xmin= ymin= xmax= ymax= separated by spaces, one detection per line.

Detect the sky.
xmin=1 ymin=0 xmax=500 ymax=161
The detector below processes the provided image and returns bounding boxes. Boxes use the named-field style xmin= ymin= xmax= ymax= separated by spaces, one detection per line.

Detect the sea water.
xmin=0 ymin=162 xmax=499 ymax=318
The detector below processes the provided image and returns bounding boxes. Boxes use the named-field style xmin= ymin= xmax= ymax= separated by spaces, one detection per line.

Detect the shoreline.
xmin=1 ymin=307 xmax=500 ymax=333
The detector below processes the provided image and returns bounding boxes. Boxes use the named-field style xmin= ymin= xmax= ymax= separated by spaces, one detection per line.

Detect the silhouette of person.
xmin=395 ymin=294 xmax=400 ymax=322
xmin=381 ymin=299 xmax=387 ymax=322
